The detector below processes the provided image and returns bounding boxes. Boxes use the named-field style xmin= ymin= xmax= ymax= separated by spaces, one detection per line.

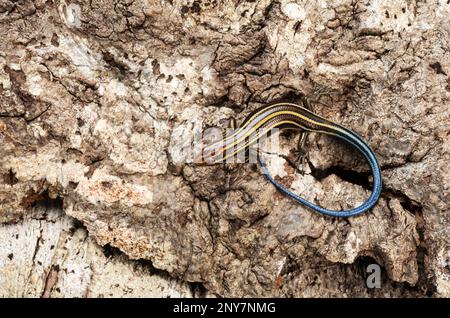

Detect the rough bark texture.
xmin=0 ymin=204 xmax=200 ymax=297
xmin=0 ymin=0 xmax=449 ymax=297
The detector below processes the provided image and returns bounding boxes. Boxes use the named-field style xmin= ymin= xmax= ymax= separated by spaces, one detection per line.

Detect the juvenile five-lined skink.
xmin=200 ymin=100 xmax=382 ymax=217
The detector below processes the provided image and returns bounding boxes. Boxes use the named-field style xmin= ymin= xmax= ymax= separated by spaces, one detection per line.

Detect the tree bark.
xmin=0 ymin=0 xmax=449 ymax=297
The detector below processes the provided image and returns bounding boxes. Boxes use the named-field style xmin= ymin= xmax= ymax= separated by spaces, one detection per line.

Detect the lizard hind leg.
xmin=294 ymin=131 xmax=310 ymax=173
xmin=310 ymin=85 xmax=340 ymax=101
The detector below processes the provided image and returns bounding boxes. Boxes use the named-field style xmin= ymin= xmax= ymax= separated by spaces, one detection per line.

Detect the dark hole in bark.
xmin=189 ymin=282 xmax=208 ymax=297
xmin=310 ymin=165 xmax=371 ymax=189
xmin=20 ymin=190 xmax=63 ymax=210
xmin=4 ymin=169 xmax=18 ymax=185
xmin=69 ymin=218 xmax=85 ymax=235
xmin=429 ymin=62 xmax=447 ymax=75
xmin=102 ymin=243 xmax=123 ymax=258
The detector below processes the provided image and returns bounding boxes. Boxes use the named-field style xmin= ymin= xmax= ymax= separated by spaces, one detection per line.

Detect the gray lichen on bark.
xmin=0 ymin=0 xmax=449 ymax=297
